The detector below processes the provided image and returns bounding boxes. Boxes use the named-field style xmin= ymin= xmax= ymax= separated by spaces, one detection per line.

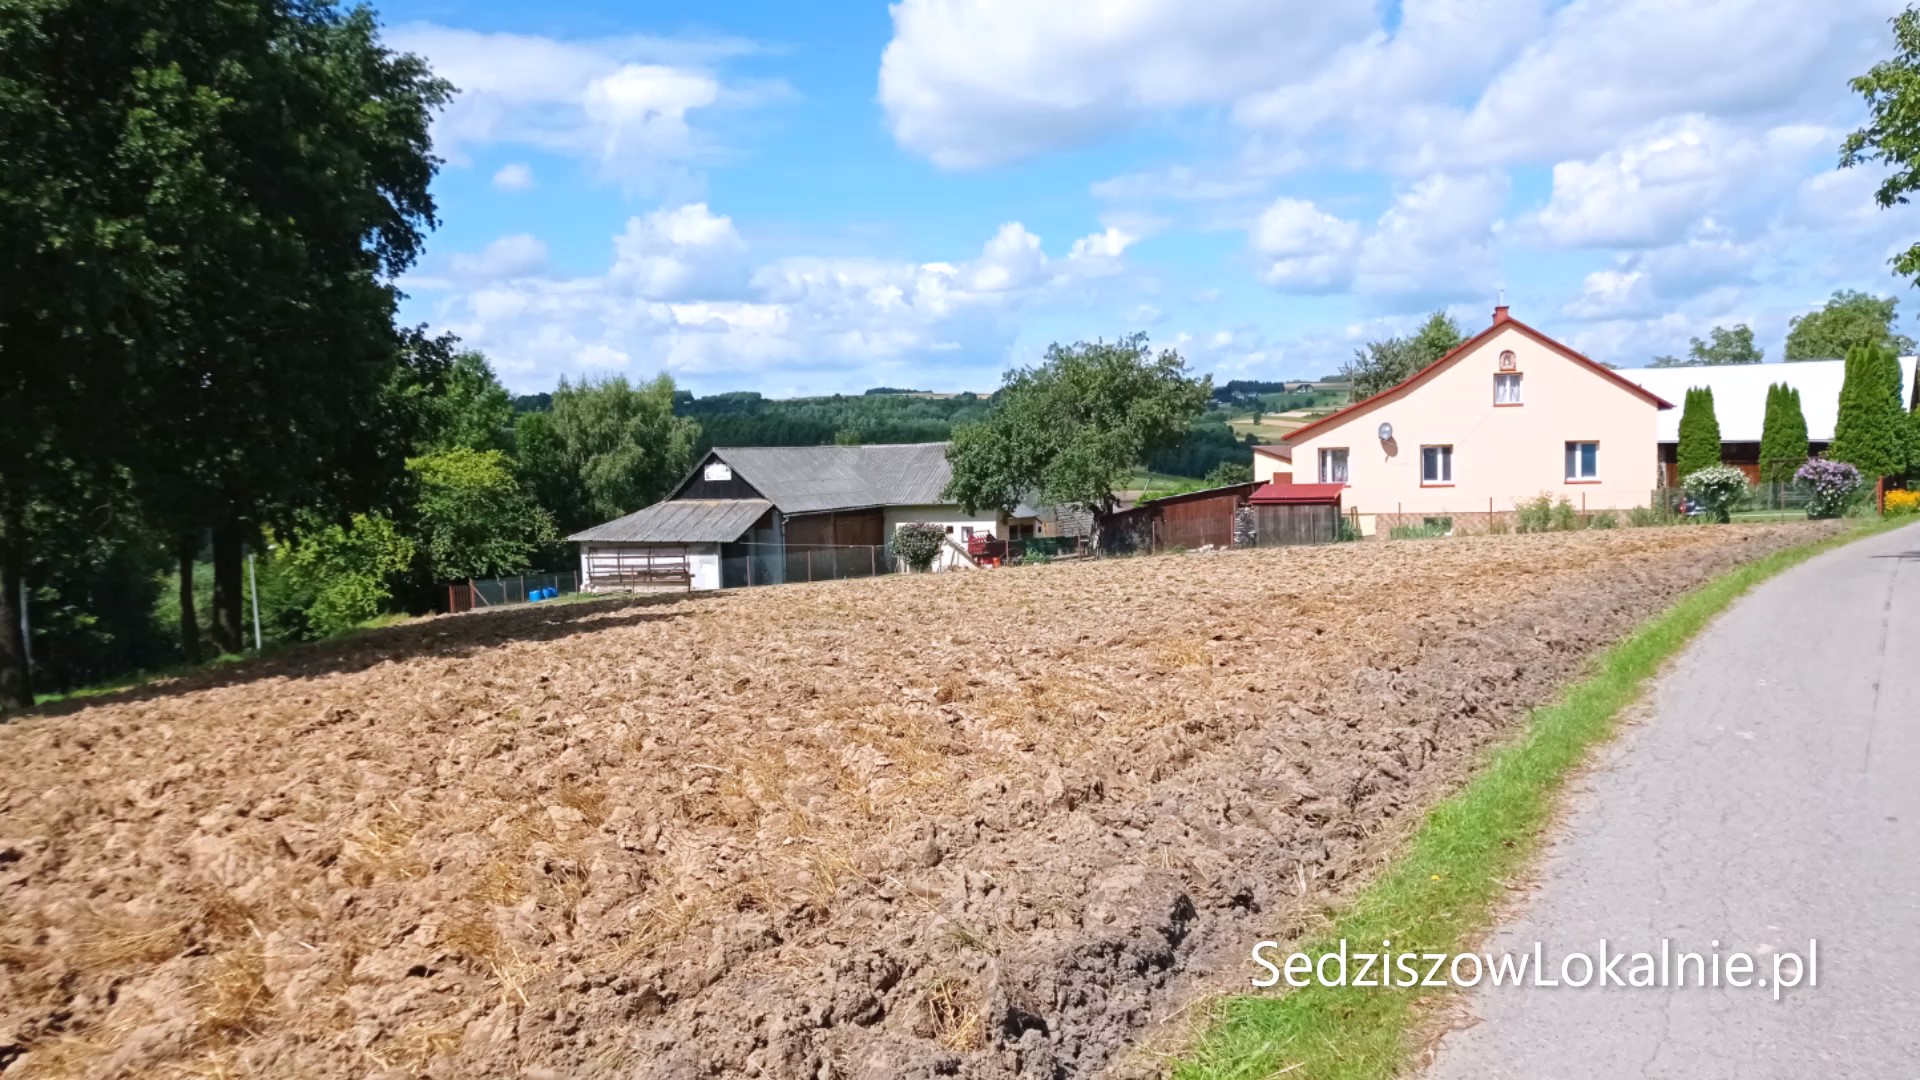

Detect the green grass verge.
xmin=1173 ymin=517 xmax=1911 ymax=1080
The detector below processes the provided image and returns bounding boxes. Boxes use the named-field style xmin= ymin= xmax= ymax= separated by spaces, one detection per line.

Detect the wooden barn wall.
xmin=783 ymin=509 xmax=884 ymax=548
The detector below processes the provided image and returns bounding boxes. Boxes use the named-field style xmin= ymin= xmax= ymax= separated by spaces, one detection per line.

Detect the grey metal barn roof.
xmin=567 ymin=499 xmax=772 ymax=543
xmin=709 ymin=443 xmax=954 ymax=514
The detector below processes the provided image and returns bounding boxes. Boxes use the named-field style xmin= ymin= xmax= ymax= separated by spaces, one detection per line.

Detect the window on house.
xmin=1422 ymin=445 xmax=1453 ymax=484
xmin=1566 ymin=441 xmax=1600 ymax=481
xmin=1495 ymin=373 xmax=1523 ymax=405
xmin=1319 ymin=448 xmax=1350 ymax=484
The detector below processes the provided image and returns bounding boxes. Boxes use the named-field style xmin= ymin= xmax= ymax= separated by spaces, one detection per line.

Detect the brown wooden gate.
xmin=1252 ymin=502 xmax=1337 ymax=546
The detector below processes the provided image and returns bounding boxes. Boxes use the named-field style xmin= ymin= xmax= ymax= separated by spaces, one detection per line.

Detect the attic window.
xmin=704 ymin=463 xmax=733 ymax=482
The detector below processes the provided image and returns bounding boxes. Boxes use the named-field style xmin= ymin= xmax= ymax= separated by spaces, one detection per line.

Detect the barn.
xmin=569 ymin=443 xmax=1060 ymax=591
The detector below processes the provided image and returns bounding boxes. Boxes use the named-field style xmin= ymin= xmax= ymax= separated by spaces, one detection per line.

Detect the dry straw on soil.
xmin=0 ymin=524 xmax=1838 ymax=1079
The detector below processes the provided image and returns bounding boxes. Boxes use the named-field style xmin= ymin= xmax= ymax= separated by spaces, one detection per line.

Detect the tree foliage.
xmin=406 ymin=448 xmax=556 ymax=582
xmin=1341 ymin=311 xmax=1465 ymax=400
xmin=547 ymin=376 xmax=701 ymax=529
xmin=424 ymin=352 xmax=516 ymax=453
xmin=1830 ymin=343 xmax=1914 ymax=478
xmin=1757 ymin=383 xmax=1811 ymax=483
xmin=1676 ymin=387 xmax=1724 ymax=479
xmin=263 ymin=514 xmax=414 ymax=639
xmin=944 ymin=334 xmax=1210 ymax=525
xmin=1784 ymin=290 xmax=1916 ymax=360
xmin=1843 ymin=7 xmax=1920 ymax=288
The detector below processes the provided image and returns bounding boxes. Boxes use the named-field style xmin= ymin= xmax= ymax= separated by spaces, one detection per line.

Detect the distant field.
xmin=1121 ymin=468 xmax=1199 ymax=498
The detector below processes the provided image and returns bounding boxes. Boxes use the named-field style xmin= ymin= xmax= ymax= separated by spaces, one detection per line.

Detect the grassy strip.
xmin=1173 ymin=518 xmax=1911 ymax=1080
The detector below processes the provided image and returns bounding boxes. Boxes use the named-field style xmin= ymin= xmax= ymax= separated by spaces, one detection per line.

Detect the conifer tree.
xmin=1831 ymin=344 xmax=1910 ymax=478
xmin=1676 ymin=386 xmax=1724 ymax=479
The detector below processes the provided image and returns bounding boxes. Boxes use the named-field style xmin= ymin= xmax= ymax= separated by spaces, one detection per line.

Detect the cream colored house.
xmin=1271 ymin=307 xmax=1672 ymax=535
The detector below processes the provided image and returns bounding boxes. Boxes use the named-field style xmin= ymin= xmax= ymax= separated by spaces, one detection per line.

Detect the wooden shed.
xmin=1247 ymin=482 xmax=1344 ymax=546
xmin=1100 ymin=482 xmax=1260 ymax=554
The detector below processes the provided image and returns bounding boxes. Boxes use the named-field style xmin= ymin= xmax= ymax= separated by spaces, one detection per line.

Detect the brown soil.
xmin=0 ymin=524 xmax=1839 ymax=1079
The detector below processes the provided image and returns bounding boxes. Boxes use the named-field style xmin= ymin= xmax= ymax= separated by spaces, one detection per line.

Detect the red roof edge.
xmin=1277 ymin=314 xmax=1675 ymax=447
xmin=1249 ymin=482 xmax=1344 ymax=505
xmin=1252 ymin=444 xmax=1293 ymax=460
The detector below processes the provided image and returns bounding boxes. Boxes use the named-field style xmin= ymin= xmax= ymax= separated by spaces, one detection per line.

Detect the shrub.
xmin=1486 ymin=517 xmax=1512 ymax=535
xmin=890 ymin=523 xmax=948 ymax=572
xmin=1885 ymin=489 xmax=1920 ymax=517
xmin=1588 ymin=510 xmax=1619 ymax=530
xmin=1336 ymin=517 xmax=1362 ymax=542
xmin=1794 ymin=458 xmax=1863 ymax=520
xmin=1682 ymin=465 xmax=1750 ymax=523
xmin=1549 ymin=497 xmax=1580 ymax=532
xmin=1389 ymin=521 xmax=1449 ymax=540
xmin=1628 ymin=505 xmax=1665 ymax=527
xmin=1514 ymin=493 xmax=1554 ymax=533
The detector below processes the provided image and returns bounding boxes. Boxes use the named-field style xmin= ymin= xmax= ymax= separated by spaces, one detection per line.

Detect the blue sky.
xmin=385 ymin=0 xmax=1920 ymax=396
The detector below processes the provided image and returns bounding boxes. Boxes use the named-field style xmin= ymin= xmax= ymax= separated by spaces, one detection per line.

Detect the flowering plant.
xmin=1882 ymin=488 xmax=1919 ymax=517
xmin=1794 ymin=458 xmax=1862 ymax=520
xmin=1681 ymin=465 xmax=1749 ymax=524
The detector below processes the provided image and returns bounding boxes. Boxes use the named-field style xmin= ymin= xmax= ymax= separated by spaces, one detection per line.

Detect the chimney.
xmin=1493 ymin=304 xmax=1510 ymax=324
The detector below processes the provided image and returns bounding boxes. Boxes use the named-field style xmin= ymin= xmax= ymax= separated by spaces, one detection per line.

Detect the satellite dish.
xmin=1378 ymin=422 xmax=1393 ymax=442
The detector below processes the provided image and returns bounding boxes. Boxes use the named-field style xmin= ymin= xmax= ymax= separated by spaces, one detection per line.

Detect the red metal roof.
xmin=1279 ymin=310 xmax=1675 ymax=447
xmin=1249 ymin=482 xmax=1345 ymax=505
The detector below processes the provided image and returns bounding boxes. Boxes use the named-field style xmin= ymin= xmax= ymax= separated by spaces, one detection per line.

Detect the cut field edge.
xmin=1167 ymin=517 xmax=1914 ymax=1080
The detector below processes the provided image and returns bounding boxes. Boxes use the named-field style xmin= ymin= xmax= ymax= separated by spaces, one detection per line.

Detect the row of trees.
xmin=1673 ymin=342 xmax=1920 ymax=487
xmin=1650 ymin=292 xmax=1917 ymax=367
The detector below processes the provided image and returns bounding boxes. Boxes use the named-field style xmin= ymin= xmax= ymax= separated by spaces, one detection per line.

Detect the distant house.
xmin=1618 ymin=357 xmax=1920 ymax=484
xmin=1261 ymin=306 xmax=1673 ymax=535
xmin=568 ymin=443 xmax=1068 ymax=590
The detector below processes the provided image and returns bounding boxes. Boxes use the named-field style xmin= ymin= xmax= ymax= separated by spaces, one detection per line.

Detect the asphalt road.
xmin=1425 ymin=522 xmax=1920 ymax=1079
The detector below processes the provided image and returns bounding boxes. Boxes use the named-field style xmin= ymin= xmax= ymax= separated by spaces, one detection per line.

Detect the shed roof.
xmin=1249 ymin=482 xmax=1345 ymax=505
xmin=567 ymin=499 xmax=772 ymax=543
xmin=705 ymin=443 xmax=954 ymax=514
xmin=1615 ymin=357 xmax=1920 ymax=443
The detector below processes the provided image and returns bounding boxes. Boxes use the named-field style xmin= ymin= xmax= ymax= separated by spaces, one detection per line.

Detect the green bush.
xmin=1588 ymin=510 xmax=1619 ymax=529
xmin=1627 ymin=505 xmax=1665 ymax=527
xmin=1336 ymin=518 xmax=1362 ymax=542
xmin=1681 ymin=465 xmax=1749 ymax=524
xmin=890 ymin=523 xmax=948 ymax=572
xmin=1549 ymin=497 xmax=1580 ymax=532
xmin=1389 ymin=522 xmax=1450 ymax=540
xmin=264 ymin=514 xmax=415 ymax=639
xmin=1514 ymin=494 xmax=1554 ymax=533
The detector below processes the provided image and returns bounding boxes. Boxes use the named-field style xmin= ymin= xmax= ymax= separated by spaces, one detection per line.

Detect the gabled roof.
xmin=1282 ymin=310 xmax=1674 ymax=446
xmin=568 ymin=499 xmax=773 ymax=543
xmin=1253 ymin=444 xmax=1293 ymax=461
xmin=1617 ymin=356 xmax=1920 ymax=443
xmin=701 ymin=443 xmax=955 ymax=515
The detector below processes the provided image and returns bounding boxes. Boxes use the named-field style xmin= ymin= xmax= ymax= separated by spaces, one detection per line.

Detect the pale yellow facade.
xmin=1252 ymin=446 xmax=1292 ymax=484
xmin=1281 ymin=317 xmax=1666 ymax=535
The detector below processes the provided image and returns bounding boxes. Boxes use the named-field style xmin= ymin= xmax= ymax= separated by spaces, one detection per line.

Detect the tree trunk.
xmin=0 ymin=488 xmax=30 ymax=711
xmin=210 ymin=519 xmax=245 ymax=655
xmin=177 ymin=535 xmax=202 ymax=666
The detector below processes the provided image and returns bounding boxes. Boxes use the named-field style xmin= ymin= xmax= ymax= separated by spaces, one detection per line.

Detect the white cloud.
xmin=1250 ymin=198 xmax=1361 ymax=290
xmin=877 ymin=0 xmax=1374 ymax=168
xmin=491 ymin=162 xmax=536 ymax=192
xmin=421 ymin=209 xmax=1140 ymax=392
xmin=1529 ymin=117 xmax=1829 ymax=249
xmin=388 ymin=23 xmax=780 ymax=191
xmin=450 ymin=233 xmax=550 ymax=278
xmin=610 ymin=203 xmax=747 ymax=300
xmin=1251 ymin=173 xmax=1509 ymax=301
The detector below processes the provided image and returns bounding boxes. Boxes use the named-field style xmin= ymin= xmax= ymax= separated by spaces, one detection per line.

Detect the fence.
xmin=721 ymin=542 xmax=897 ymax=589
xmin=446 ymin=570 xmax=583 ymax=613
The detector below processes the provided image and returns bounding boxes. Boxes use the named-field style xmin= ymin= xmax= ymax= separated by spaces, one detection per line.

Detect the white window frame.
xmin=1318 ymin=447 xmax=1350 ymax=484
xmin=1566 ymin=441 xmax=1600 ymax=481
xmin=1494 ymin=373 xmax=1523 ymax=405
xmin=1421 ymin=444 xmax=1454 ymax=485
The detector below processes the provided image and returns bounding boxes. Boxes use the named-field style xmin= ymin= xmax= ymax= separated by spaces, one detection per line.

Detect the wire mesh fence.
xmin=446 ymin=571 xmax=582 ymax=614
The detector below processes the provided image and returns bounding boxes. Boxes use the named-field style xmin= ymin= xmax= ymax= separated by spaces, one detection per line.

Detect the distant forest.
xmin=511 ymin=387 xmax=1273 ymax=480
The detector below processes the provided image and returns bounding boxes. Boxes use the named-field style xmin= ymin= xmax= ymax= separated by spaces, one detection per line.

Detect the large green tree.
xmin=1843 ymin=7 xmax=1920 ymax=289
xmin=1757 ymin=383 xmax=1811 ymax=483
xmin=1341 ymin=310 xmax=1465 ymax=401
xmin=943 ymin=333 xmax=1211 ymax=531
xmin=406 ymin=448 xmax=556 ymax=581
xmin=1676 ymin=386 xmax=1724 ymax=479
xmin=1651 ymin=324 xmax=1764 ymax=367
xmin=548 ymin=375 xmax=701 ymax=527
xmin=1784 ymin=291 xmax=1917 ymax=360
xmin=1830 ymin=343 xmax=1914 ymax=478
xmin=424 ymin=351 xmax=517 ymax=454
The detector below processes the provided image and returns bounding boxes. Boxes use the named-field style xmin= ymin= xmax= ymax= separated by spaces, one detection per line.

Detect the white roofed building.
xmin=1617 ymin=357 xmax=1920 ymax=484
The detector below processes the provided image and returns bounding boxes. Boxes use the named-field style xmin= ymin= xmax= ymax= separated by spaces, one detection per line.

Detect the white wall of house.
xmin=1253 ymin=449 xmax=1293 ymax=483
xmin=883 ymin=504 xmax=1002 ymax=570
xmin=580 ymin=542 xmax=721 ymax=591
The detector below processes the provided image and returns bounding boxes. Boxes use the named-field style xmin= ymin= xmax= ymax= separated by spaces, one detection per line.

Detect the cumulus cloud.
xmin=491 ymin=162 xmax=536 ymax=192
xmin=388 ymin=23 xmax=782 ymax=191
xmin=450 ymin=233 xmax=550 ymax=279
xmin=1250 ymin=173 xmax=1508 ymax=302
xmin=421 ymin=209 xmax=1141 ymax=392
xmin=1250 ymin=198 xmax=1361 ymax=291
xmin=877 ymin=0 xmax=1374 ymax=168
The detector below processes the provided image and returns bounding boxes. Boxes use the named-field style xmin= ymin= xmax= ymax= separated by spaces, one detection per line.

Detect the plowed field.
xmin=0 ymin=524 xmax=1840 ymax=1079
